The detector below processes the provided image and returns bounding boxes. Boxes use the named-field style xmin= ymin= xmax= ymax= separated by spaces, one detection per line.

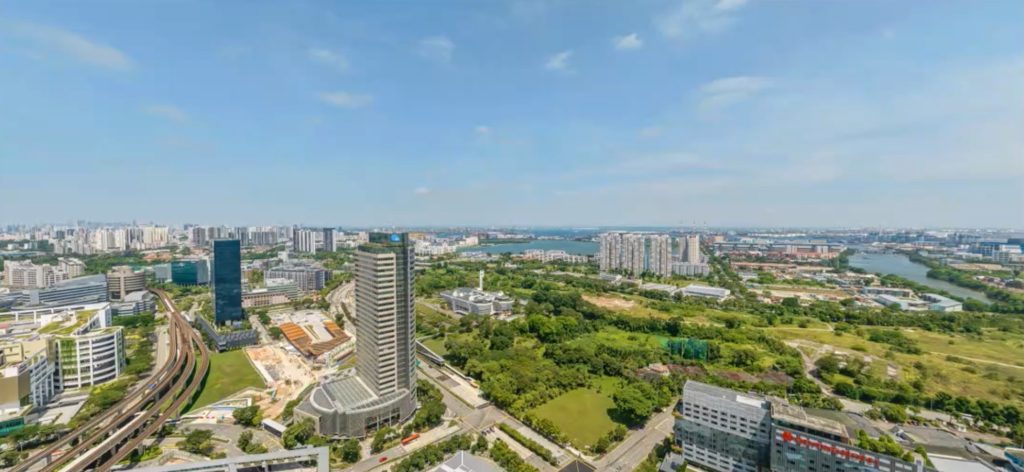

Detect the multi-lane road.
xmin=12 ymin=289 xmax=209 ymax=472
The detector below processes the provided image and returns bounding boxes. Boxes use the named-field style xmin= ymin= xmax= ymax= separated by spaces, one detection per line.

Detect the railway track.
xmin=87 ymin=293 xmax=210 ymax=470
xmin=12 ymin=289 xmax=209 ymax=472
xmin=10 ymin=293 xmax=186 ymax=472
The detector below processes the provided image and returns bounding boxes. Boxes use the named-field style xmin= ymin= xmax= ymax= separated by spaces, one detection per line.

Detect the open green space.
xmin=529 ymin=376 xmax=623 ymax=450
xmin=773 ymin=327 xmax=1024 ymax=407
xmin=189 ymin=350 xmax=266 ymax=411
xmin=421 ymin=336 xmax=448 ymax=355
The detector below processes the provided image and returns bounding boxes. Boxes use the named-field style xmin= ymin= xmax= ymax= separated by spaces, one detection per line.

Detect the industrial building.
xmin=294 ymin=233 xmax=417 ymax=437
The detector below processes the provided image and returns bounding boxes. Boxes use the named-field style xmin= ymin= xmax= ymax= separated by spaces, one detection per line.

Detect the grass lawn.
xmin=189 ymin=350 xmax=266 ymax=411
xmin=529 ymin=376 xmax=623 ymax=450
xmin=421 ymin=337 xmax=448 ymax=355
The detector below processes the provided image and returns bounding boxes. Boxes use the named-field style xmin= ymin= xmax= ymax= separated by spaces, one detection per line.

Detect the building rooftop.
xmin=302 ymin=371 xmax=410 ymax=416
xmin=442 ymin=288 xmax=512 ymax=303
xmin=681 ymin=284 xmax=730 ymax=297
xmin=683 ymin=380 xmax=768 ymax=410
xmin=433 ymin=451 xmax=501 ymax=472
xmin=768 ymin=397 xmax=848 ymax=440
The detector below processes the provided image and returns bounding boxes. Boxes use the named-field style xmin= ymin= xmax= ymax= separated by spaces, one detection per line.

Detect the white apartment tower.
xmin=649 ymin=235 xmax=672 ymax=277
xmin=684 ymin=234 xmax=702 ymax=263
xmin=623 ymin=234 xmax=647 ymax=276
xmin=292 ymin=228 xmax=318 ymax=254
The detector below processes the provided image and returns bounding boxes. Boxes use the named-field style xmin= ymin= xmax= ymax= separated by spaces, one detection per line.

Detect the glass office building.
xmin=212 ymin=239 xmax=243 ymax=325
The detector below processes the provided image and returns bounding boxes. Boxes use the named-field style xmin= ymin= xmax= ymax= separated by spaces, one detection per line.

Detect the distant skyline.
xmin=1 ymin=1 xmax=1022 ymax=228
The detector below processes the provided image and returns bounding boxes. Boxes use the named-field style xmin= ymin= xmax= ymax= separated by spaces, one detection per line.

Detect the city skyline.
xmin=2 ymin=1 xmax=1022 ymax=227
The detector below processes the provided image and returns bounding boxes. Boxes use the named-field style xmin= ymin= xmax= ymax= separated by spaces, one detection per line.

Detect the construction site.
xmin=271 ymin=309 xmax=353 ymax=360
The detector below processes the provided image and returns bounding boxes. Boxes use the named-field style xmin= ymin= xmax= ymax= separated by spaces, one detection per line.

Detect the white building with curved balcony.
xmin=49 ymin=306 xmax=125 ymax=390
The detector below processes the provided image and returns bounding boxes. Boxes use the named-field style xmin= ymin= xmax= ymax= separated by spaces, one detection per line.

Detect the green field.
xmin=529 ymin=377 xmax=623 ymax=449
xmin=189 ymin=350 xmax=266 ymax=411
xmin=773 ymin=327 xmax=1024 ymax=406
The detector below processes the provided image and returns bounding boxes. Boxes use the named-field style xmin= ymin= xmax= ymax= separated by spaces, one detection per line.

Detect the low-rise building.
xmin=0 ymin=340 xmax=55 ymax=416
xmin=13 ymin=274 xmax=108 ymax=308
xmin=861 ymin=286 xmax=915 ymax=298
xmin=921 ymin=293 xmax=962 ymax=312
xmin=242 ymin=278 xmax=299 ymax=308
xmin=110 ymin=290 xmax=156 ymax=316
xmin=680 ymin=284 xmax=730 ymax=301
xmin=672 ymin=262 xmax=710 ymax=277
xmin=439 ymin=288 xmax=514 ymax=315
xmin=265 ymin=264 xmax=331 ymax=293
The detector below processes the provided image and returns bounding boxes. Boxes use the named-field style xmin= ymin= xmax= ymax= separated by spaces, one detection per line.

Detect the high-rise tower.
xmin=354 ymin=232 xmax=416 ymax=396
xmin=212 ymin=239 xmax=242 ymax=324
xmin=295 ymin=232 xmax=417 ymax=437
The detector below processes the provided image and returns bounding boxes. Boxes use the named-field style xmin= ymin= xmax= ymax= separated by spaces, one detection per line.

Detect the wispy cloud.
xmin=144 ymin=105 xmax=188 ymax=122
xmin=316 ymin=91 xmax=373 ymax=109
xmin=544 ymin=50 xmax=574 ymax=73
xmin=416 ymin=36 xmax=454 ymax=63
xmin=475 ymin=125 xmax=492 ymax=136
xmin=655 ymin=0 xmax=749 ymax=40
xmin=698 ymin=76 xmax=772 ymax=113
xmin=612 ymin=33 xmax=643 ymax=51
xmin=308 ymin=48 xmax=349 ymax=72
xmin=414 ymin=186 xmax=431 ymax=195
xmin=4 ymin=21 xmax=132 ymax=70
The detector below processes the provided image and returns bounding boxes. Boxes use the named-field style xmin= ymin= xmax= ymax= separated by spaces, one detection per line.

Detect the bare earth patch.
xmin=583 ymin=294 xmax=637 ymax=310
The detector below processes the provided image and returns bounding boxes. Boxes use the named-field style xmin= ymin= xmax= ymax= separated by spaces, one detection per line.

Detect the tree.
xmin=283 ymin=418 xmax=316 ymax=449
xmin=338 ymin=438 xmax=361 ymax=463
xmin=268 ymin=326 xmax=283 ymax=340
xmin=729 ymin=347 xmax=759 ymax=368
xmin=181 ymin=429 xmax=215 ymax=457
xmin=236 ymin=430 xmax=267 ymax=454
xmin=613 ymin=384 xmax=655 ymax=426
xmin=371 ymin=427 xmax=395 ymax=453
xmin=472 ymin=434 xmax=489 ymax=454
xmin=233 ymin=405 xmax=262 ymax=427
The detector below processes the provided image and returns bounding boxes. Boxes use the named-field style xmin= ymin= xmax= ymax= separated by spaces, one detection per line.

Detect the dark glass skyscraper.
xmin=212 ymin=239 xmax=242 ymax=325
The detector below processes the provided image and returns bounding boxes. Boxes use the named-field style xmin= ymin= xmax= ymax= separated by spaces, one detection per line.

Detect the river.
xmin=849 ymin=252 xmax=992 ymax=303
xmin=457 ymin=239 xmax=599 ymax=255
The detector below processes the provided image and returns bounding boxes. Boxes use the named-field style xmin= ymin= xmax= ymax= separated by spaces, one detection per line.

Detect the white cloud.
xmin=475 ymin=125 xmax=492 ymax=136
xmin=414 ymin=187 xmax=431 ymax=195
xmin=698 ymin=75 xmax=772 ymax=113
xmin=308 ymin=48 xmax=349 ymax=72
xmin=144 ymin=105 xmax=187 ymax=122
xmin=317 ymin=91 xmax=373 ymax=109
xmin=416 ymin=36 xmax=454 ymax=63
xmin=544 ymin=50 xmax=574 ymax=73
xmin=655 ymin=0 xmax=749 ymax=40
xmin=5 ymin=21 xmax=132 ymax=70
xmin=612 ymin=33 xmax=643 ymax=51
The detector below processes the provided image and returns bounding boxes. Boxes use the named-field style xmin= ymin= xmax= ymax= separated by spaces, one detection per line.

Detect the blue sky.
xmin=1 ymin=0 xmax=1022 ymax=228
